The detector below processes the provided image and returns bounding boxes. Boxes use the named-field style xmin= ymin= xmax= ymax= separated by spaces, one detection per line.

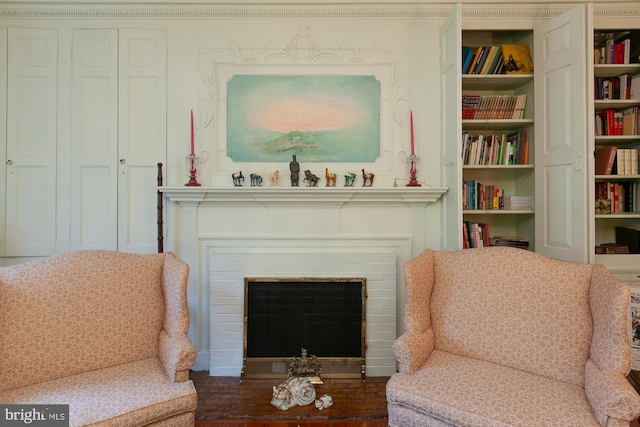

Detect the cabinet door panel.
xmin=71 ymin=29 xmax=118 ymax=250
xmin=0 ymin=29 xmax=6 ymax=257
xmin=118 ymin=29 xmax=166 ymax=253
xmin=441 ymin=4 xmax=462 ymax=251
xmin=6 ymin=28 xmax=57 ymax=256
xmin=535 ymin=5 xmax=589 ymax=263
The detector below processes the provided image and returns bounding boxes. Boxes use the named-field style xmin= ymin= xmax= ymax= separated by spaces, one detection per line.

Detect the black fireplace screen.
xmin=244 ymin=278 xmax=365 ymax=358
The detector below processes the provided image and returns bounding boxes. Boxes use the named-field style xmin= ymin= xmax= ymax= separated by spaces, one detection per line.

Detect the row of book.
xmin=595 ymin=243 xmax=630 ymax=254
xmin=464 ymin=180 xmax=503 ymax=210
xmin=462 ymin=44 xmax=533 ymax=75
xmin=595 ymin=147 xmax=639 ymax=176
xmin=595 ymin=74 xmax=640 ymax=100
xmin=463 ymin=221 xmax=490 ymax=248
xmin=462 ymin=94 xmax=527 ymax=120
xmin=594 ymin=31 xmax=640 ymax=65
xmin=595 ymin=107 xmax=639 ymax=136
xmin=594 ymin=181 xmax=638 ymax=214
xmin=462 ymin=130 xmax=529 ymax=166
xmin=464 ymin=179 xmax=533 ymax=211
xmin=462 ymin=221 xmax=530 ymax=250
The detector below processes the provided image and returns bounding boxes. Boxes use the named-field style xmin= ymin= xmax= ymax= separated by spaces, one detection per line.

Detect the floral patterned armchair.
xmin=0 ymin=250 xmax=197 ymax=426
xmin=387 ymin=247 xmax=640 ymax=427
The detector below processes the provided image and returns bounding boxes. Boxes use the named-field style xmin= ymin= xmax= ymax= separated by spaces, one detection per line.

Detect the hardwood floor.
xmin=190 ymin=371 xmax=388 ymax=427
xmin=191 ymin=371 xmax=640 ymax=427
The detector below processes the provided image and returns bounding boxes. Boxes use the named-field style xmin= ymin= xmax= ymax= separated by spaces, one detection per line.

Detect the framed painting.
xmin=226 ymin=75 xmax=380 ymax=162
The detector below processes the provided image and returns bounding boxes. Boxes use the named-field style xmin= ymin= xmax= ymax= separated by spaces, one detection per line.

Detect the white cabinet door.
xmin=440 ymin=3 xmax=462 ymax=251
xmin=6 ymin=29 xmax=58 ymax=256
xmin=0 ymin=29 xmax=7 ymax=257
xmin=71 ymin=29 xmax=119 ymax=250
xmin=70 ymin=29 xmax=166 ymax=254
xmin=118 ymin=29 xmax=167 ymax=254
xmin=534 ymin=5 xmax=590 ymax=263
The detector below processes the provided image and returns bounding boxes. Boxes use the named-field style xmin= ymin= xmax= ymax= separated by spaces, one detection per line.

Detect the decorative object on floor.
xmin=271 ymin=376 xmax=316 ymax=411
xmin=325 ymin=168 xmax=337 ymax=187
xmin=269 ymin=170 xmax=280 ymax=186
xmin=185 ymin=154 xmax=202 ymax=187
xmin=361 ymin=169 xmax=374 ymax=187
xmin=290 ymin=155 xmax=300 ymax=187
xmin=288 ymin=348 xmax=323 ymax=378
xmin=315 ymin=394 xmax=334 ymax=410
xmin=386 ymin=247 xmax=640 ymax=427
xmin=304 ymin=170 xmax=320 ymax=187
xmin=250 ymin=173 xmax=263 ymax=187
xmin=344 ymin=172 xmax=356 ymax=187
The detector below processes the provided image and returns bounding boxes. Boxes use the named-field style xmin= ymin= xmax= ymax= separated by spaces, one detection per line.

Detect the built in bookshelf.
xmin=461 ymin=31 xmax=535 ymax=251
xmin=592 ymin=29 xmax=640 ymax=264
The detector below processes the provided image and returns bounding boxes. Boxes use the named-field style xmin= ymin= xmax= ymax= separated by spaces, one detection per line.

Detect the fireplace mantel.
xmin=160 ymin=185 xmax=447 ymax=373
xmin=159 ymin=186 xmax=448 ymax=207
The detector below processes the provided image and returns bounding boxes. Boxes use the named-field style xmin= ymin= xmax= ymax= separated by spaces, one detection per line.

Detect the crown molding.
xmin=0 ymin=2 xmax=637 ymax=20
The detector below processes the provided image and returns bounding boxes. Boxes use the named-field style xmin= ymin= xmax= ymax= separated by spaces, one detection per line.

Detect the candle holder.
xmin=185 ymin=154 xmax=201 ymax=187
xmin=406 ymin=154 xmax=421 ymax=187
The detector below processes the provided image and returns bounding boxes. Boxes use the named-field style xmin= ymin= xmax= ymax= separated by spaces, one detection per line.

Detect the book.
xmin=480 ymin=46 xmax=498 ymax=74
xmin=501 ymin=44 xmax=533 ymax=74
xmin=625 ymin=148 xmax=633 ymax=176
xmin=623 ymin=107 xmax=638 ymax=136
xmin=617 ymin=148 xmax=626 ymax=175
xmin=462 ymin=46 xmax=476 ymax=74
xmin=472 ymin=46 xmax=490 ymax=74
xmin=595 ymin=147 xmax=617 ymax=175
xmin=467 ymin=46 xmax=484 ymax=75
xmin=632 ymin=148 xmax=639 ymax=175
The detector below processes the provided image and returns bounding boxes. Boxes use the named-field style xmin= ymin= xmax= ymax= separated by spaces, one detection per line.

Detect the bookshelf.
xmin=460 ymin=30 xmax=535 ymax=250
xmin=442 ymin=5 xmax=614 ymax=262
xmin=591 ymin=29 xmax=640 ymax=269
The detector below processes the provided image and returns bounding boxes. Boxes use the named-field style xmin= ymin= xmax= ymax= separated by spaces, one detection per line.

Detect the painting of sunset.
xmin=226 ymin=75 xmax=380 ymax=162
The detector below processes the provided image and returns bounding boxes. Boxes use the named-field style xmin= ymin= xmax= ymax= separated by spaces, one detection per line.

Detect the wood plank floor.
xmin=191 ymin=371 xmax=388 ymax=427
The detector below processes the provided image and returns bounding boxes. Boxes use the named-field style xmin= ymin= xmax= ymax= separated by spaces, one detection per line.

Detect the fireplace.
xmin=243 ymin=277 xmax=366 ymax=380
xmin=159 ymin=186 xmax=448 ymax=374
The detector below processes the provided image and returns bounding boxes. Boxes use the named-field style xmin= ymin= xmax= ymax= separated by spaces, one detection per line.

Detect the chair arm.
xmin=392 ymin=328 xmax=435 ymax=374
xmin=159 ymin=330 xmax=197 ymax=382
xmin=585 ymin=359 xmax=640 ymax=426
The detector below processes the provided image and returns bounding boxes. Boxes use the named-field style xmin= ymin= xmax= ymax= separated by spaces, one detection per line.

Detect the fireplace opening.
xmin=242 ymin=277 xmax=366 ymax=380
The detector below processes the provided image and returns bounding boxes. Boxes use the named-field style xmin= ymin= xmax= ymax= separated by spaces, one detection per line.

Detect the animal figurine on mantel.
xmin=344 ymin=172 xmax=356 ymax=187
xmin=303 ymin=170 xmax=320 ymax=187
xmin=232 ymin=171 xmax=244 ymax=186
xmin=250 ymin=173 xmax=262 ymax=187
xmin=269 ymin=170 xmax=280 ymax=186
xmin=362 ymin=169 xmax=375 ymax=187
xmin=325 ymin=168 xmax=337 ymax=187
xmin=271 ymin=376 xmax=316 ymax=411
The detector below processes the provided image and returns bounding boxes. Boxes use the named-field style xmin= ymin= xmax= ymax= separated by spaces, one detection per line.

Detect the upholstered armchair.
xmin=386 ymin=247 xmax=640 ymax=427
xmin=0 ymin=250 xmax=197 ymax=426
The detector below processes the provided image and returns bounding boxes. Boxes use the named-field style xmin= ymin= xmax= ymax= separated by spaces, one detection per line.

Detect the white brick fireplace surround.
xmin=160 ymin=187 xmax=447 ymax=375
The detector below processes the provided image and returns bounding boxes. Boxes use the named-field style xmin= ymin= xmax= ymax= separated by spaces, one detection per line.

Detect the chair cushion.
xmin=0 ymin=358 xmax=197 ymax=427
xmin=386 ymin=350 xmax=600 ymax=427
xmin=431 ymin=247 xmax=593 ymax=387
xmin=0 ymin=251 xmax=167 ymax=391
